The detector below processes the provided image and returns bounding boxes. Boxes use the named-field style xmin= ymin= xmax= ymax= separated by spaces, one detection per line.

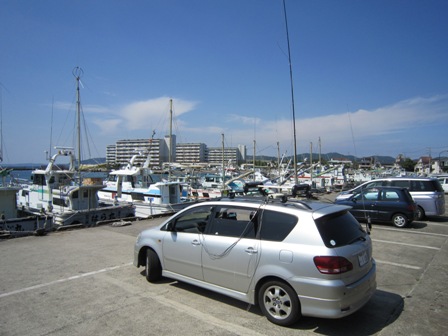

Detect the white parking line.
xmin=372 ymin=239 xmax=441 ymax=250
xmin=375 ymin=259 xmax=421 ymax=270
xmin=0 ymin=262 xmax=133 ymax=299
xmin=373 ymin=226 xmax=448 ymax=237
xmin=372 ymin=239 xmax=440 ymax=251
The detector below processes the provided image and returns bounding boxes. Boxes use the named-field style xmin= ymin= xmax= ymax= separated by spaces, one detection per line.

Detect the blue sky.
xmin=1 ymin=0 xmax=447 ymax=164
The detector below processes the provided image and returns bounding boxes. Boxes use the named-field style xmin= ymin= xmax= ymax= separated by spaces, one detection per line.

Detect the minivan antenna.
xmin=282 ymin=0 xmax=298 ymax=185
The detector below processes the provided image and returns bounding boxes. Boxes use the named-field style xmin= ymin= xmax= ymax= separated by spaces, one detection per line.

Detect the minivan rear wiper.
xmin=348 ymin=235 xmax=366 ymax=245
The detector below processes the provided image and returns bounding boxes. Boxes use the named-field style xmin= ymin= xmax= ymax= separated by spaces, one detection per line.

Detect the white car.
xmin=437 ymin=176 xmax=448 ymax=194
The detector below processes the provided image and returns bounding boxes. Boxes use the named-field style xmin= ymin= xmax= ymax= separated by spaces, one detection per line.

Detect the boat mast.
xmin=282 ymin=0 xmax=298 ymax=185
xmin=73 ymin=66 xmax=84 ymax=175
xmin=0 ymin=87 xmax=3 ymax=163
xmin=169 ymin=98 xmax=173 ymax=180
xmin=221 ymin=133 xmax=225 ymax=190
xmin=318 ymin=136 xmax=322 ymax=164
xmin=277 ymin=141 xmax=280 ymax=175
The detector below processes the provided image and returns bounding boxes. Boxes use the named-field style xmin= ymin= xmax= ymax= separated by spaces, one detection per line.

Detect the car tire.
xmin=145 ymin=249 xmax=162 ymax=282
xmin=392 ymin=213 xmax=408 ymax=228
xmin=258 ymin=280 xmax=301 ymax=326
xmin=415 ymin=206 xmax=425 ymax=221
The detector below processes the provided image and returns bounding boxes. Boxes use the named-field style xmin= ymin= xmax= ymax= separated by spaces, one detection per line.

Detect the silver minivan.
xmin=134 ymin=198 xmax=376 ymax=326
xmin=336 ymin=177 xmax=445 ymax=220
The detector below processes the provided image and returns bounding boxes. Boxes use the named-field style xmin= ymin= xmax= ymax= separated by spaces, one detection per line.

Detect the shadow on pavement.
xmin=294 ymin=290 xmax=403 ymax=335
xmin=425 ymin=215 xmax=448 ymax=223
xmin=168 ymin=280 xmax=403 ymax=335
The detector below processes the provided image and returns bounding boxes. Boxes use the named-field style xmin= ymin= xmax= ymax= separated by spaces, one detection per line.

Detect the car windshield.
xmin=315 ymin=211 xmax=367 ymax=248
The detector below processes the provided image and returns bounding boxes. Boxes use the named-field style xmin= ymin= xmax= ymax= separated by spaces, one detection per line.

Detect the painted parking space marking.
xmin=372 ymin=239 xmax=441 ymax=250
xmin=373 ymin=226 xmax=448 ymax=237
xmin=375 ymin=259 xmax=421 ymax=270
xmin=0 ymin=262 xmax=133 ymax=299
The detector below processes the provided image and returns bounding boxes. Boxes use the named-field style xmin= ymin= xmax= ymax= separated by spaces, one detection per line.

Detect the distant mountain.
xmin=322 ymin=152 xmax=396 ymax=164
xmin=81 ymin=158 xmax=106 ymax=164
xmin=1 ymin=163 xmax=44 ymax=169
xmin=1 ymin=157 xmax=107 ymax=167
xmin=248 ymin=152 xmax=396 ymax=165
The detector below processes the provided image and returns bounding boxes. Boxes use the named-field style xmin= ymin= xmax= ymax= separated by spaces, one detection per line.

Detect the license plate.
xmin=358 ymin=250 xmax=369 ymax=267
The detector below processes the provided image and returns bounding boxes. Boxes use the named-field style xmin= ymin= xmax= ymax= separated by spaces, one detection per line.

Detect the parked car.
xmin=334 ymin=186 xmax=417 ymax=228
xmin=134 ymin=197 xmax=376 ymax=326
xmin=336 ymin=177 xmax=445 ymax=220
xmin=436 ymin=175 xmax=448 ymax=194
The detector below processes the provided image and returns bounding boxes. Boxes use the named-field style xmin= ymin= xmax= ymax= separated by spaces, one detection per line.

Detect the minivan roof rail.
xmin=220 ymin=194 xmax=313 ymax=210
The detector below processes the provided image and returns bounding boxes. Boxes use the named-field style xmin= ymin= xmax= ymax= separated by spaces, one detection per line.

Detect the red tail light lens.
xmin=313 ymin=256 xmax=353 ymax=274
xmin=407 ymin=204 xmax=417 ymax=211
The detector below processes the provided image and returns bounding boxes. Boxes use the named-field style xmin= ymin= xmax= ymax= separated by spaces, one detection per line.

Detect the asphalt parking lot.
xmin=1 ymin=196 xmax=447 ymax=336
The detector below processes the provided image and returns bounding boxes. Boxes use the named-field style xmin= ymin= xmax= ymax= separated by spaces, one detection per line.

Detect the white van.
xmin=336 ymin=177 xmax=445 ymax=220
xmin=437 ymin=175 xmax=448 ymax=194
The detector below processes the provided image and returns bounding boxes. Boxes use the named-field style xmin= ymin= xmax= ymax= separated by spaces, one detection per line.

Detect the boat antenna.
xmin=282 ymin=0 xmax=298 ymax=185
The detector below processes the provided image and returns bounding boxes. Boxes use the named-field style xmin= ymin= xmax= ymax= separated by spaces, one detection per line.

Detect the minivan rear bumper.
xmin=295 ymin=260 xmax=377 ymax=319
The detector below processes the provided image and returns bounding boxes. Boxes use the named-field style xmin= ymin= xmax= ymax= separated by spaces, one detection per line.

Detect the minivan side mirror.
xmin=166 ymin=221 xmax=175 ymax=232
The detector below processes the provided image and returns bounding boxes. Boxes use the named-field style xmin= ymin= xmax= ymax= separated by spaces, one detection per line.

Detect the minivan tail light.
xmin=313 ymin=256 xmax=353 ymax=274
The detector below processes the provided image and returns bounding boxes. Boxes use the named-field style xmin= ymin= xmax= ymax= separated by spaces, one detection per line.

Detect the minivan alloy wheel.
xmin=258 ymin=280 xmax=300 ymax=326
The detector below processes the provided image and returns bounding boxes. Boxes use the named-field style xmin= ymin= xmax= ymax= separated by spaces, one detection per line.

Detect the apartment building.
xmin=107 ymin=135 xmax=245 ymax=167
xmin=106 ymin=145 xmax=116 ymax=165
xmin=108 ymin=137 xmax=173 ymax=167
xmin=206 ymin=145 xmax=246 ymax=165
xmin=176 ymin=143 xmax=207 ymax=164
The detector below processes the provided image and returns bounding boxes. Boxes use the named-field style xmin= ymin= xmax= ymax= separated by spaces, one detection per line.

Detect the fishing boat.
xmin=98 ymin=152 xmax=192 ymax=217
xmin=1 ymin=168 xmax=52 ymax=237
xmin=16 ymin=149 xmax=135 ymax=228
xmin=295 ymin=164 xmax=347 ymax=190
xmin=16 ymin=67 xmax=135 ymax=228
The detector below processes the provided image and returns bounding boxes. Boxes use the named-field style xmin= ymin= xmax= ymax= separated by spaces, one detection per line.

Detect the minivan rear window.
xmin=259 ymin=210 xmax=297 ymax=242
xmin=315 ymin=211 xmax=367 ymax=248
xmin=409 ymin=180 xmax=444 ymax=192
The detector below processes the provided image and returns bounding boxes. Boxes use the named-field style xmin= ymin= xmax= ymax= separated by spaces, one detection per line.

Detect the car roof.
xmin=191 ymin=196 xmax=351 ymax=218
xmin=360 ymin=176 xmax=438 ymax=183
xmin=357 ymin=186 xmax=407 ymax=191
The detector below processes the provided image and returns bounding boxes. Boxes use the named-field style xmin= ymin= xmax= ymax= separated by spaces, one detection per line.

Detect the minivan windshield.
xmin=315 ymin=211 xmax=367 ymax=248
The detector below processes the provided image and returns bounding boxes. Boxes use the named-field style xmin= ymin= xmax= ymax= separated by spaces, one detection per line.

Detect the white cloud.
xmin=227 ymin=114 xmax=261 ymax=126
xmin=94 ymin=118 xmax=122 ymax=134
xmin=82 ymin=105 xmax=111 ymax=114
xmin=91 ymin=96 xmax=198 ymax=134
xmin=120 ymin=97 xmax=198 ymax=131
xmin=80 ymin=94 xmax=448 ymax=157
xmin=187 ymin=94 xmax=448 ymax=156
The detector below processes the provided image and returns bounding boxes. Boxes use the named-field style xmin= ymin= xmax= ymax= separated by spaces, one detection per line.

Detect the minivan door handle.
xmin=191 ymin=240 xmax=201 ymax=246
xmin=245 ymin=247 xmax=258 ymax=254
